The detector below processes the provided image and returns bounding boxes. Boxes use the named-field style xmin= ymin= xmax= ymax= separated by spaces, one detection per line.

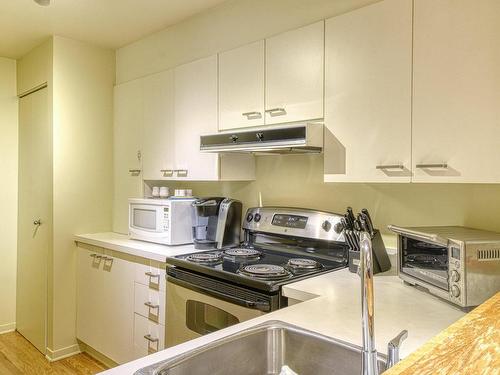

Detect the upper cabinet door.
xmin=113 ymin=79 xmax=143 ymax=233
xmin=174 ymin=55 xmax=219 ymax=180
xmin=265 ymin=21 xmax=324 ymax=125
xmin=413 ymin=0 xmax=500 ymax=183
xmin=219 ymin=41 xmax=265 ymax=130
xmin=324 ymin=0 xmax=413 ymax=182
xmin=142 ymin=70 xmax=175 ymax=180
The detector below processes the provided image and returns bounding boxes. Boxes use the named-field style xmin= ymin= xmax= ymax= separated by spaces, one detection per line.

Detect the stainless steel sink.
xmin=135 ymin=321 xmax=387 ymax=375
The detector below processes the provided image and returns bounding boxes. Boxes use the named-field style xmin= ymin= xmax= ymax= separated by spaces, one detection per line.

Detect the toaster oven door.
xmin=400 ymin=236 xmax=449 ymax=291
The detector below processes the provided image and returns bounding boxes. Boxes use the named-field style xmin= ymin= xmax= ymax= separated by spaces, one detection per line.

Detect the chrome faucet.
xmin=358 ymin=230 xmax=408 ymax=374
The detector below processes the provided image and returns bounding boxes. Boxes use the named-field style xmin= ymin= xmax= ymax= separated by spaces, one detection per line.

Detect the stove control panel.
xmin=243 ymin=207 xmax=345 ymax=243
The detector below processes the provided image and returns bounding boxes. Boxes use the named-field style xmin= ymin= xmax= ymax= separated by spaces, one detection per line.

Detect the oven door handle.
xmin=167 ymin=276 xmax=271 ymax=312
xmin=387 ymin=225 xmax=448 ymax=247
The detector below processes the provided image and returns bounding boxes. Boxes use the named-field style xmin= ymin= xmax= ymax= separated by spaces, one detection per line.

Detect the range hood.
xmin=200 ymin=122 xmax=324 ymax=154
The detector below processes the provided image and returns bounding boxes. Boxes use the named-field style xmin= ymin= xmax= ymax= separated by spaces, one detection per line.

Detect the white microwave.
xmin=129 ymin=198 xmax=196 ymax=245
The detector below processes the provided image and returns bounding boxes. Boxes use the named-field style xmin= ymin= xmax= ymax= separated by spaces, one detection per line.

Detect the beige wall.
xmin=51 ymin=36 xmax=115 ymax=352
xmin=119 ymin=0 xmax=500 ymax=234
xmin=0 ymin=57 xmax=18 ymax=333
xmin=116 ymin=0 xmax=381 ymax=83
xmin=161 ymin=155 xmax=500 ymax=233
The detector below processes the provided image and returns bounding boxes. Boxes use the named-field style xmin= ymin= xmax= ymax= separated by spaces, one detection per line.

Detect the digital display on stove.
xmin=272 ymin=214 xmax=308 ymax=229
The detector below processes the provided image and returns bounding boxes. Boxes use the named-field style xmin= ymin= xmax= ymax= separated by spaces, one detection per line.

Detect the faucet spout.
xmin=359 ymin=231 xmax=378 ymax=375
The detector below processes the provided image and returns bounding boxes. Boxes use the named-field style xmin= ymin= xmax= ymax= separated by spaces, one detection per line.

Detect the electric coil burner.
xmin=166 ymin=207 xmax=349 ymax=317
xmin=286 ymin=258 xmax=323 ymax=272
xmin=238 ymin=264 xmax=292 ymax=280
xmin=224 ymin=248 xmax=262 ymax=260
xmin=185 ymin=252 xmax=222 ymax=264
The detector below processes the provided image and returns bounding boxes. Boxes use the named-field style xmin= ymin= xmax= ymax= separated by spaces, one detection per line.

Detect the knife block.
xmin=348 ymin=230 xmax=391 ymax=275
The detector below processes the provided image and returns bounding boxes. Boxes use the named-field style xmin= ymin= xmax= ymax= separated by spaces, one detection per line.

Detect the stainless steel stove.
xmin=165 ymin=207 xmax=348 ymax=347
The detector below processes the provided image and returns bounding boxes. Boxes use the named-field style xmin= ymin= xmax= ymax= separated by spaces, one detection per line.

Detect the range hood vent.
xmin=200 ymin=122 xmax=324 ymax=154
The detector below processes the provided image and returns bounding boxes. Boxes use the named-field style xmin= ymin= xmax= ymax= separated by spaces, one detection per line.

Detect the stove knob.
xmin=333 ymin=222 xmax=344 ymax=234
xmin=246 ymin=213 xmax=254 ymax=222
xmin=451 ymin=285 xmax=461 ymax=298
xmin=450 ymin=270 xmax=460 ymax=283
xmin=322 ymin=220 xmax=332 ymax=232
xmin=254 ymin=213 xmax=261 ymax=223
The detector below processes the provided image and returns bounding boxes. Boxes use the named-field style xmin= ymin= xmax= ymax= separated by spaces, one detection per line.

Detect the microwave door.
xmin=131 ymin=204 xmax=160 ymax=232
xmin=400 ymin=237 xmax=449 ymax=291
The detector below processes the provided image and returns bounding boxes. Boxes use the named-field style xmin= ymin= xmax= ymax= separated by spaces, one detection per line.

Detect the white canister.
xmin=159 ymin=186 xmax=169 ymax=198
xmin=152 ymin=186 xmax=160 ymax=197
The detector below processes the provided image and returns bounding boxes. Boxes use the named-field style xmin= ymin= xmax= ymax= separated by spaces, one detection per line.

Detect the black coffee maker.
xmin=191 ymin=197 xmax=242 ymax=250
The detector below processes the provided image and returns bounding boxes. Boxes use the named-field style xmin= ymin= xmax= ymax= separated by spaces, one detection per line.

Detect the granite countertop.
xmin=384 ymin=292 xmax=500 ymax=375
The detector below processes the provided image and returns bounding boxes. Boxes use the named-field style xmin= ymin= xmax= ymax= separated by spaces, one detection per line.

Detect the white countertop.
xmin=74 ymin=232 xmax=202 ymax=262
xmin=101 ymin=268 xmax=465 ymax=374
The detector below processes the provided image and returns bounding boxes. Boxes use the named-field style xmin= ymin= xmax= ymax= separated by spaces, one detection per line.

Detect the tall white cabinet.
xmin=323 ymin=0 xmax=413 ymax=182
xmin=113 ymin=79 xmax=143 ymax=233
xmin=412 ymin=0 xmax=500 ymax=183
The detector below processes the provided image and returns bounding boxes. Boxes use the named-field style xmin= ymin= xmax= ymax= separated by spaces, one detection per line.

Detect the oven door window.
xmin=186 ymin=300 xmax=240 ymax=335
xmin=133 ymin=208 xmax=157 ymax=231
xmin=401 ymin=237 xmax=449 ymax=290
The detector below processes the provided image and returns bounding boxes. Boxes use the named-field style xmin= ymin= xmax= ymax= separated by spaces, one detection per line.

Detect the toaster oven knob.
xmin=451 ymin=270 xmax=460 ymax=283
xmin=451 ymin=285 xmax=461 ymax=298
xmin=246 ymin=213 xmax=254 ymax=222
xmin=322 ymin=220 xmax=332 ymax=232
xmin=253 ymin=213 xmax=261 ymax=223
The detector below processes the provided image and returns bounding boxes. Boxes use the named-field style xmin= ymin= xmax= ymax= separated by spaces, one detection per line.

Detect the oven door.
xmin=399 ymin=235 xmax=450 ymax=291
xmin=165 ymin=277 xmax=268 ymax=348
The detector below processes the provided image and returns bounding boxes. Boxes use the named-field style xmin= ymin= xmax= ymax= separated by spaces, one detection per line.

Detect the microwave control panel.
xmin=163 ymin=207 xmax=170 ymax=232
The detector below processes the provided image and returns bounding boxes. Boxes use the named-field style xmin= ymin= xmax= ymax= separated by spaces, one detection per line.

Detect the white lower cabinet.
xmin=133 ymin=313 xmax=165 ymax=358
xmin=77 ymin=244 xmax=167 ymax=364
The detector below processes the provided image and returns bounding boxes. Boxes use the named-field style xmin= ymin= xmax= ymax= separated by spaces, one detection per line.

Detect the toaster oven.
xmin=389 ymin=225 xmax=500 ymax=309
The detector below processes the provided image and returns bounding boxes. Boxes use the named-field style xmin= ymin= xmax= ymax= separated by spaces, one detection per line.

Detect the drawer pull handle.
xmin=144 ymin=302 xmax=159 ymax=310
xmin=174 ymin=169 xmax=188 ymax=176
xmin=160 ymin=169 xmax=174 ymax=175
xmin=128 ymin=169 xmax=141 ymax=174
xmin=145 ymin=272 xmax=160 ymax=279
xmin=144 ymin=334 xmax=159 ymax=343
xmin=376 ymin=164 xmax=404 ymax=170
xmin=415 ymin=163 xmax=448 ymax=169
xmin=242 ymin=111 xmax=262 ymax=119
xmin=90 ymin=254 xmax=102 ymax=259
xmin=265 ymin=107 xmax=286 ymax=117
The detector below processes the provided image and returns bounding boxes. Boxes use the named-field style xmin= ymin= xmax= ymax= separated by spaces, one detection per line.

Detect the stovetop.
xmin=166 ymin=243 xmax=348 ymax=293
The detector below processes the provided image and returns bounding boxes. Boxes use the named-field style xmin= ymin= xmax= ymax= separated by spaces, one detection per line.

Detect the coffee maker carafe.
xmin=192 ymin=197 xmax=242 ymax=250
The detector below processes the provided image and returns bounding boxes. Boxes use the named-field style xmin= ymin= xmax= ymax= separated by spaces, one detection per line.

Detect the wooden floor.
xmin=0 ymin=331 xmax=107 ymax=375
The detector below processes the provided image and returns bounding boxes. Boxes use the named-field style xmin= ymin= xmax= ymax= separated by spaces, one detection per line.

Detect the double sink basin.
xmin=135 ymin=321 xmax=387 ymax=375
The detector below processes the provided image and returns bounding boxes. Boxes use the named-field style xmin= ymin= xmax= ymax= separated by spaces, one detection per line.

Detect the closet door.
xmin=17 ymin=87 xmax=50 ymax=354
xmin=412 ymin=0 xmax=500 ymax=182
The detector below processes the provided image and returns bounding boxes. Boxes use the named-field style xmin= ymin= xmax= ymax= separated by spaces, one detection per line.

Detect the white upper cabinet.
xmin=219 ymin=41 xmax=265 ymax=130
xmin=113 ymin=79 xmax=143 ymax=233
xmin=324 ymin=0 xmax=413 ymax=182
xmin=412 ymin=0 xmax=500 ymax=183
xmin=174 ymin=55 xmax=220 ymax=180
xmin=142 ymin=70 xmax=175 ymax=180
xmin=265 ymin=21 xmax=324 ymax=125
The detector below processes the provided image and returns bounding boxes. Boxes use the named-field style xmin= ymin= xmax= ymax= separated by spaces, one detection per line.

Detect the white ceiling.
xmin=0 ymin=0 xmax=229 ymax=59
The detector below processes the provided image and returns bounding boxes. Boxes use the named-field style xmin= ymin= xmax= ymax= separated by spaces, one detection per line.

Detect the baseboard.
xmin=0 ymin=322 xmax=16 ymax=334
xmin=78 ymin=341 xmax=116 ymax=369
xmin=45 ymin=343 xmax=82 ymax=362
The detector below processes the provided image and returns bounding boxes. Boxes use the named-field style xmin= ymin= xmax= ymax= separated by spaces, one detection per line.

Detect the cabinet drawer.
xmin=134 ymin=282 xmax=166 ymax=324
xmin=133 ymin=313 xmax=165 ymax=359
xmin=135 ymin=260 xmax=166 ymax=291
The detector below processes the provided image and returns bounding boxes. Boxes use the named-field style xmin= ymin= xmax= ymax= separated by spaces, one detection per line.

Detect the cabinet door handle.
xmin=90 ymin=254 xmax=102 ymax=259
xmin=144 ymin=302 xmax=159 ymax=310
xmin=376 ymin=164 xmax=405 ymax=170
xmin=143 ymin=334 xmax=159 ymax=343
xmin=242 ymin=111 xmax=262 ymax=119
xmin=415 ymin=163 xmax=448 ymax=169
xmin=265 ymin=107 xmax=287 ymax=117
xmin=101 ymin=256 xmax=113 ymax=262
xmin=128 ymin=169 xmax=141 ymax=174
xmin=160 ymin=169 xmax=174 ymax=176
xmin=174 ymin=169 xmax=188 ymax=176
xmin=145 ymin=271 xmax=160 ymax=279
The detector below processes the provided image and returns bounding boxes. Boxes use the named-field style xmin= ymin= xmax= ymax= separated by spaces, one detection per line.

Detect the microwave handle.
xmin=387 ymin=225 xmax=448 ymax=247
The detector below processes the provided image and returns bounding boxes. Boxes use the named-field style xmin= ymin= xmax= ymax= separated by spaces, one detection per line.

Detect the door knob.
xmin=33 ymin=219 xmax=42 ymax=226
